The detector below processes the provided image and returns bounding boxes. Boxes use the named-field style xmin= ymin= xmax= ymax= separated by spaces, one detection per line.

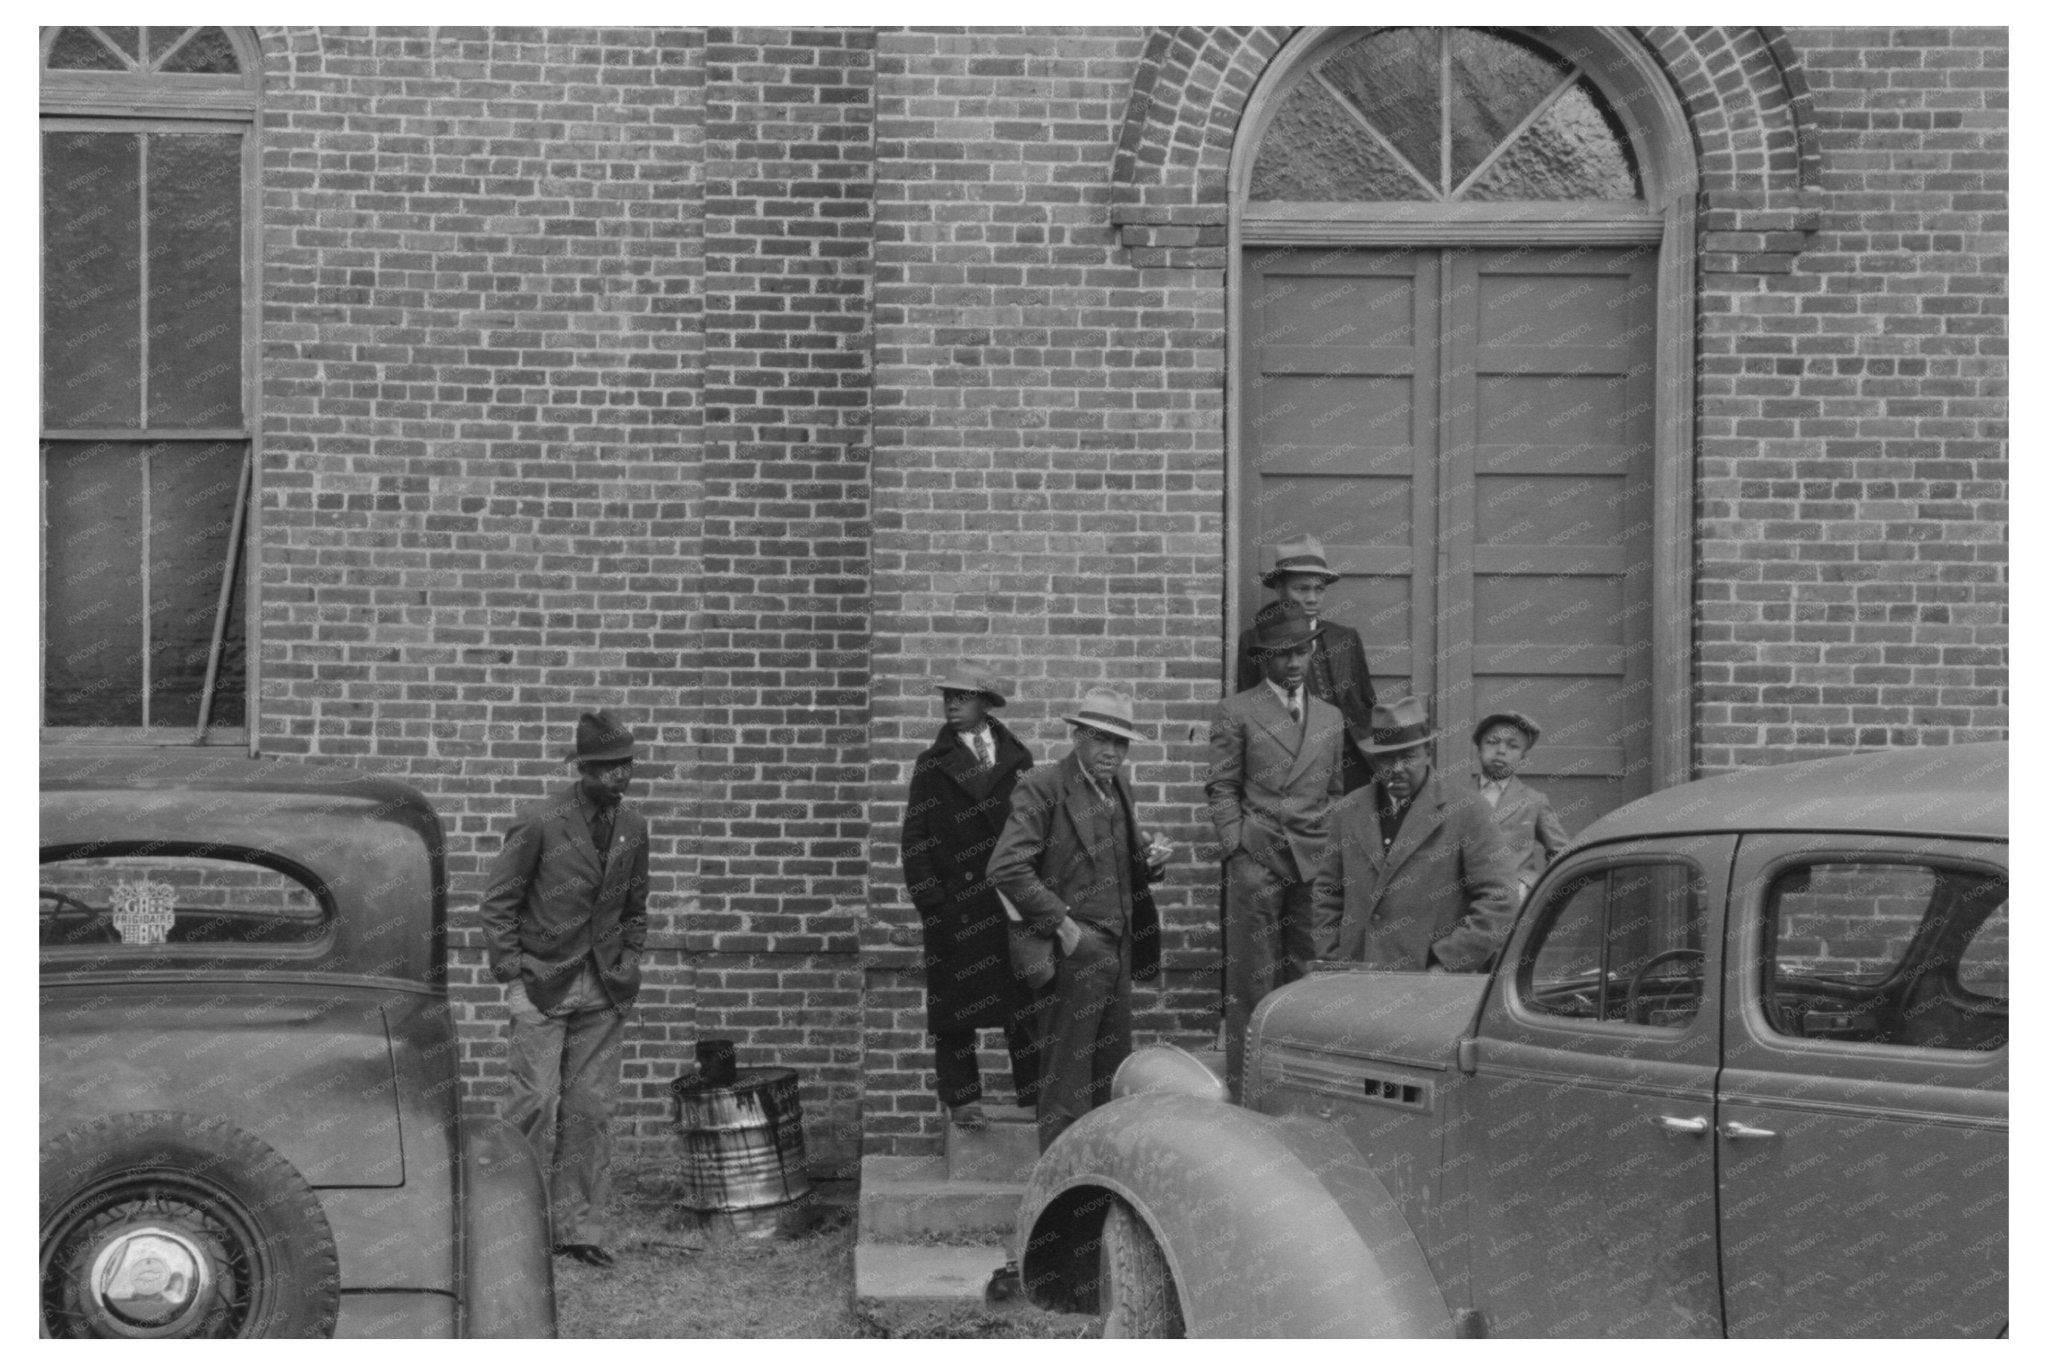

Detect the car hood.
xmin=1252 ymin=968 xmax=1489 ymax=1071
xmin=40 ymin=981 xmax=408 ymax=1188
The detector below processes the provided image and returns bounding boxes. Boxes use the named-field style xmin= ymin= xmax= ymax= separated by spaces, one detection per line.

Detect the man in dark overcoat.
xmin=480 ymin=709 xmax=651 ymax=1270
xmin=1233 ymin=534 xmax=1378 ymax=793
xmin=989 ymin=686 xmax=1174 ymax=1152
xmin=1310 ymin=697 xmax=1518 ymax=971
xmin=900 ymin=662 xmax=1041 ymax=1129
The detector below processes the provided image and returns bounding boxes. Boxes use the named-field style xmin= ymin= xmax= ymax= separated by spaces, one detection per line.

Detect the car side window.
xmin=1763 ymin=860 xmax=2007 ymax=1051
xmin=1518 ymin=860 xmax=1708 ymax=1029
xmin=40 ymin=853 xmax=328 ymax=952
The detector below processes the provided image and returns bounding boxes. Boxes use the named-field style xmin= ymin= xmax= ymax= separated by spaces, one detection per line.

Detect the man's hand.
xmin=1143 ymin=830 xmax=1174 ymax=874
xmin=1055 ymin=917 xmax=1084 ymax=956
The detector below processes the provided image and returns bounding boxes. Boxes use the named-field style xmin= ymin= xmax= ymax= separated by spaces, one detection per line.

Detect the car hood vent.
xmin=1267 ymin=1045 xmax=1437 ymax=1114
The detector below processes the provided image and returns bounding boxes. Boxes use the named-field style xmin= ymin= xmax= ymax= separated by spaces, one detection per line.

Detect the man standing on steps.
xmin=989 ymin=686 xmax=1174 ymax=1152
xmin=480 ymin=709 xmax=651 ymax=1271
xmin=900 ymin=661 xmax=1043 ymax=1132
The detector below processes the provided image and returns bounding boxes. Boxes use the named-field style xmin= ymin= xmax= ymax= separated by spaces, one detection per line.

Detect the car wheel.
xmin=40 ymin=1111 xmax=340 ymax=1338
xmin=1098 ymin=1198 xmax=1183 ymax=1338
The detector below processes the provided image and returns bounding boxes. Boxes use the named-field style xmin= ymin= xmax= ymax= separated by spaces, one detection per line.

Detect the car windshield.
xmin=40 ymin=851 xmax=331 ymax=953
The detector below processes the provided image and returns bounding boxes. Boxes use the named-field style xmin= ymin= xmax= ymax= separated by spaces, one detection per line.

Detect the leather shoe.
xmin=552 ymin=1243 xmax=616 ymax=1269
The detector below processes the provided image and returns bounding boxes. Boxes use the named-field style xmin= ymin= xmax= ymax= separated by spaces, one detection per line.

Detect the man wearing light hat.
xmin=1310 ymin=697 xmax=1518 ymax=972
xmin=1233 ymin=534 xmax=1377 ymax=794
xmin=900 ymin=661 xmax=1042 ymax=1131
xmin=1206 ymin=599 xmax=1347 ymax=1093
xmin=480 ymin=709 xmax=652 ymax=1270
xmin=989 ymin=686 xmax=1175 ymax=1151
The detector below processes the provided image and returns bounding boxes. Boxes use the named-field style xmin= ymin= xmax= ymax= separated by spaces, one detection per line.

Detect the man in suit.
xmin=989 ymin=687 xmax=1174 ymax=1152
xmin=1233 ymin=535 xmax=1377 ymax=793
xmin=900 ymin=661 xmax=1041 ymax=1131
xmin=1472 ymin=710 xmax=1571 ymax=903
xmin=480 ymin=709 xmax=652 ymax=1270
xmin=1207 ymin=600 xmax=1347 ymax=1092
xmin=1311 ymin=697 xmax=1518 ymax=972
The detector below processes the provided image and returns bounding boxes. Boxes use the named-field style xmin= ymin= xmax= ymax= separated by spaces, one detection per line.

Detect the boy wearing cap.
xmin=1233 ymin=534 xmax=1377 ymax=794
xmin=900 ymin=662 xmax=1042 ymax=1130
xmin=1310 ymin=697 xmax=1518 ymax=972
xmin=479 ymin=710 xmax=652 ymax=1270
xmin=1206 ymin=600 xmax=1347 ymax=1093
xmin=989 ymin=687 xmax=1174 ymax=1152
xmin=1472 ymin=711 xmax=1570 ymax=903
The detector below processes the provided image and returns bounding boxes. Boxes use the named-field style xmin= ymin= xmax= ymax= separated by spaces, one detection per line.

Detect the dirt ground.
xmin=551 ymin=1166 xmax=1096 ymax=1339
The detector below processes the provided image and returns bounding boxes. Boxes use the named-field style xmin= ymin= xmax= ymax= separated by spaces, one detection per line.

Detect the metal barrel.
xmin=669 ymin=1066 xmax=810 ymax=1214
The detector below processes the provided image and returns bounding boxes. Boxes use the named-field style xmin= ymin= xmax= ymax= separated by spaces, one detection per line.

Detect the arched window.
xmin=40 ymin=27 xmax=259 ymax=740
xmin=1229 ymin=27 xmax=1696 ymax=827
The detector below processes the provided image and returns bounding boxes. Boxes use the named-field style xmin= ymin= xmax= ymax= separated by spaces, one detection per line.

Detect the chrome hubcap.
xmin=87 ymin=1226 xmax=211 ymax=1333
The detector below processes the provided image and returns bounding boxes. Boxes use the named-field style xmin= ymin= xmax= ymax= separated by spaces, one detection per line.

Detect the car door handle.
xmin=1656 ymin=1115 xmax=1710 ymax=1135
xmin=1722 ymin=1121 xmax=1777 ymax=1140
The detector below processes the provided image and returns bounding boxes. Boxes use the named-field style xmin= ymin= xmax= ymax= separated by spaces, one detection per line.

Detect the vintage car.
xmin=1015 ymin=742 xmax=2008 ymax=1337
xmin=39 ymin=746 xmax=556 ymax=1338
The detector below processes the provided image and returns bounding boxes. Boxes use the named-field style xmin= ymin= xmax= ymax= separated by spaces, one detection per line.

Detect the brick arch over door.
xmin=1107 ymin=25 xmax=1821 ymax=232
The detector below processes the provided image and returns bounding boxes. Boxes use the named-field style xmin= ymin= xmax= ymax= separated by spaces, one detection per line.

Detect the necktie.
xmin=591 ymin=804 xmax=614 ymax=857
xmin=1287 ymin=689 xmax=1302 ymax=725
xmin=973 ymin=731 xmax=991 ymax=768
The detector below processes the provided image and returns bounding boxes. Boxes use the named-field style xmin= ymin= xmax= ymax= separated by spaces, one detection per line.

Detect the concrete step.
xmin=853 ymin=1240 xmax=1011 ymax=1310
xmin=945 ymin=1102 xmax=1040 ymax=1183
xmin=858 ymin=1153 xmax=1025 ymax=1241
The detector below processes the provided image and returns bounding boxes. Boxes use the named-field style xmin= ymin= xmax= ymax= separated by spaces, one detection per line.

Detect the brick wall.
xmin=1692 ymin=26 xmax=2008 ymax=766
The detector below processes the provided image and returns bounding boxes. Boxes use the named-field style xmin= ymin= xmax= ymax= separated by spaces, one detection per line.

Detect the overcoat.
xmin=1205 ymin=685 xmax=1346 ymax=881
xmin=899 ymin=718 xmax=1035 ymax=1032
xmin=479 ymin=783 xmax=651 ymax=1014
xmin=988 ymin=752 xmax=1162 ymax=984
xmin=1235 ymin=617 xmax=1377 ymax=792
xmin=1476 ymin=772 xmax=1571 ymax=891
xmin=1310 ymin=770 xmax=1518 ymax=971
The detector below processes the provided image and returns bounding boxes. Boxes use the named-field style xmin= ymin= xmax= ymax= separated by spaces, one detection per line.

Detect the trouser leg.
xmin=931 ymin=1027 xmax=983 ymax=1108
xmin=501 ymin=984 xmax=568 ymax=1187
xmin=1004 ymin=989 xmax=1048 ymax=1107
xmin=548 ymin=1004 xmax=627 ymax=1248
xmin=1036 ymin=929 xmax=1124 ymax=1153
xmin=1223 ymin=854 xmax=1289 ymax=1093
xmin=1090 ymin=935 xmax=1133 ymax=1102
xmin=1278 ymin=876 xmax=1316 ymax=986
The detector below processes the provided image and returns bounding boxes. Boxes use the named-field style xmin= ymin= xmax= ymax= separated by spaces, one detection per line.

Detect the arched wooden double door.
xmin=1233 ymin=26 xmax=1685 ymax=831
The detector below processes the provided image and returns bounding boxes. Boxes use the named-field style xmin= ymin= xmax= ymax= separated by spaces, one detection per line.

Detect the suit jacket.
xmin=900 ymin=718 xmax=1036 ymax=1031
xmin=1310 ymin=770 xmax=1517 ymax=971
xmin=1205 ymin=685 xmax=1346 ymax=883
xmin=479 ymin=783 xmax=651 ymax=1014
xmin=1476 ymin=773 xmax=1570 ymax=891
xmin=1234 ymin=618 xmax=1377 ymax=793
xmin=988 ymin=751 xmax=1161 ymax=983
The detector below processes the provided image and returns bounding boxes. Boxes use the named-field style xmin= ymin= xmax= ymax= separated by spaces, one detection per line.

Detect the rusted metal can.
xmin=669 ymin=1066 xmax=810 ymax=1235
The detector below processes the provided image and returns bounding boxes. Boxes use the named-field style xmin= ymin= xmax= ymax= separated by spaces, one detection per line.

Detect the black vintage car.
xmin=39 ymin=746 xmax=556 ymax=1338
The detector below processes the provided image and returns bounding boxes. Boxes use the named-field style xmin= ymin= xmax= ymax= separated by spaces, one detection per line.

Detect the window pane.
xmin=147 ymin=133 xmax=243 ymax=428
xmin=1523 ymin=861 xmax=1704 ymax=1028
xmin=42 ymin=853 xmax=328 ymax=953
xmin=43 ymin=131 xmax=142 ymax=429
xmin=1462 ymin=81 xmax=1641 ymax=201
xmin=98 ymin=26 xmax=141 ymax=60
xmin=1447 ymin=28 xmax=1573 ymax=191
xmin=1765 ymin=862 xmax=2008 ymax=1050
xmin=1318 ymin=28 xmax=1443 ymax=194
xmin=1251 ymin=76 xmax=1433 ymax=202
xmin=147 ymin=441 xmax=247 ymax=729
xmin=47 ymin=28 xmax=126 ymax=70
xmin=43 ymin=441 xmax=144 ymax=726
xmin=158 ymin=27 xmax=240 ymax=74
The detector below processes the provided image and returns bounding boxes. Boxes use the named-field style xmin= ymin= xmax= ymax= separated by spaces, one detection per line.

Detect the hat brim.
xmin=1261 ymin=567 xmax=1342 ymax=587
xmin=1358 ymin=727 xmax=1439 ymax=755
xmin=1248 ymin=623 xmax=1323 ymax=656
xmin=934 ymin=679 xmax=1006 ymax=706
xmin=1472 ymin=713 xmax=1538 ymax=745
xmin=1063 ymin=714 xmax=1147 ymax=743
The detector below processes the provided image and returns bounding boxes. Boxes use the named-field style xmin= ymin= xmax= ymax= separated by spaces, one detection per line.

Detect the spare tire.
xmin=40 ymin=1111 xmax=340 ymax=1338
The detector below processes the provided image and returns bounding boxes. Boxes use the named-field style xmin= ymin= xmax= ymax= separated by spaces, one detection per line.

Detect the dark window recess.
xmin=1521 ymin=862 xmax=1707 ymax=1028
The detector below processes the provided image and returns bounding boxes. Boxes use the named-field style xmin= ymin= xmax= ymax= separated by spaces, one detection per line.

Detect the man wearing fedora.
xmin=989 ymin=687 xmax=1174 ymax=1152
xmin=1310 ymin=697 xmax=1518 ymax=972
xmin=900 ymin=661 xmax=1042 ymax=1131
xmin=1206 ymin=600 xmax=1347 ymax=1093
xmin=479 ymin=709 xmax=652 ymax=1270
xmin=1233 ymin=534 xmax=1377 ymax=794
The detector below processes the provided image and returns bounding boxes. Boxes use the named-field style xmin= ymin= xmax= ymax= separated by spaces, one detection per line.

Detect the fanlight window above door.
xmin=44 ymin=26 xmax=241 ymax=74
xmin=1250 ymin=27 xmax=1641 ymax=202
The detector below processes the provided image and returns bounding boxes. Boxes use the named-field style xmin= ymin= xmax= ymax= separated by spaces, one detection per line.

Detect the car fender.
xmin=459 ymin=1118 xmax=558 ymax=1338
xmin=1016 ymin=1094 xmax=1453 ymax=1338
